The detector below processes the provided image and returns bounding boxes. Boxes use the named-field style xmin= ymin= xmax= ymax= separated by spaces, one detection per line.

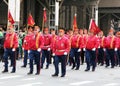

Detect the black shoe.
xmin=41 ymin=66 xmax=43 ymax=69
xmin=9 ymin=65 xmax=13 ymax=67
xmin=52 ymin=74 xmax=58 ymax=77
xmin=100 ymin=64 xmax=104 ymax=66
xmin=71 ymin=66 xmax=75 ymax=70
xmin=105 ymin=65 xmax=109 ymax=68
xmin=27 ymin=72 xmax=33 ymax=75
xmin=111 ymin=66 xmax=114 ymax=68
xmin=61 ymin=75 xmax=65 ymax=77
xmin=21 ymin=65 xmax=26 ymax=68
xmin=85 ymin=69 xmax=90 ymax=72
xmin=2 ymin=70 xmax=8 ymax=73
xmin=45 ymin=66 xmax=49 ymax=69
xmin=75 ymin=68 xmax=79 ymax=70
xmin=11 ymin=71 xmax=15 ymax=73
xmin=35 ymin=72 xmax=40 ymax=75
xmin=92 ymin=68 xmax=95 ymax=72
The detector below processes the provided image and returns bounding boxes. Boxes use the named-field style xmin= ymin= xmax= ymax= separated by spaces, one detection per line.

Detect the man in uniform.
xmin=50 ymin=29 xmax=57 ymax=64
xmin=2 ymin=24 xmax=18 ymax=73
xmin=41 ymin=28 xmax=51 ymax=69
xmin=84 ymin=30 xmax=99 ymax=72
xmin=21 ymin=26 xmax=33 ymax=68
xmin=27 ymin=26 xmax=44 ymax=75
xmin=69 ymin=29 xmax=84 ymax=70
xmin=52 ymin=28 xmax=69 ymax=77
xmin=97 ymin=31 xmax=106 ymax=66
xmin=105 ymin=29 xmax=118 ymax=68
xmin=115 ymin=31 xmax=120 ymax=66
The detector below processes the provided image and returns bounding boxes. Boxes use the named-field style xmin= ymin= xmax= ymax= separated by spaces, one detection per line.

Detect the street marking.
xmin=103 ymin=83 xmax=119 ymax=86
xmin=69 ymin=81 xmax=94 ymax=86
xmin=21 ymin=78 xmax=35 ymax=81
xmin=18 ymin=82 xmax=43 ymax=86
xmin=0 ymin=75 xmax=22 ymax=80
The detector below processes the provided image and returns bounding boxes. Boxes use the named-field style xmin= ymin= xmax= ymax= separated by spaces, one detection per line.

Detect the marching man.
xmin=27 ymin=26 xmax=44 ymax=75
xmin=52 ymin=28 xmax=69 ymax=77
xmin=3 ymin=23 xmax=18 ymax=73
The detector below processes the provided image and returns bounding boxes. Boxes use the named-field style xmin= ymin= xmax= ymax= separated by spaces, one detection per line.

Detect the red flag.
xmin=43 ymin=8 xmax=47 ymax=23
xmin=72 ymin=14 xmax=78 ymax=30
xmin=8 ymin=11 xmax=15 ymax=24
xmin=89 ymin=19 xmax=101 ymax=35
xmin=27 ymin=13 xmax=35 ymax=26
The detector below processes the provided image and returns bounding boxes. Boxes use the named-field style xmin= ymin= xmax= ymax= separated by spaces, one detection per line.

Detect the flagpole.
xmin=89 ymin=19 xmax=92 ymax=30
xmin=42 ymin=8 xmax=45 ymax=33
xmin=42 ymin=17 xmax=44 ymax=33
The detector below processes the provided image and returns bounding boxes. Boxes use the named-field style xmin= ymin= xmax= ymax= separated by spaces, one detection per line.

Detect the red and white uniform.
xmin=105 ymin=36 xmax=118 ymax=49
xmin=22 ymin=34 xmax=32 ymax=50
xmin=42 ymin=34 xmax=51 ymax=50
xmin=98 ymin=36 xmax=107 ymax=48
xmin=29 ymin=33 xmax=44 ymax=50
xmin=53 ymin=36 xmax=69 ymax=56
xmin=50 ymin=34 xmax=57 ymax=52
xmin=116 ymin=37 xmax=120 ymax=49
xmin=71 ymin=35 xmax=84 ymax=49
xmin=85 ymin=35 xmax=99 ymax=50
xmin=4 ymin=32 xmax=18 ymax=49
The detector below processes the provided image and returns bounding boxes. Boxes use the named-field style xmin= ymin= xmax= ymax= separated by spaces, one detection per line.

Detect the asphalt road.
xmin=0 ymin=60 xmax=120 ymax=86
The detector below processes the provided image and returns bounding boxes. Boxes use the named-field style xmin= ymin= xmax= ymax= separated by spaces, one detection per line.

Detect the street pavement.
xmin=0 ymin=60 xmax=120 ymax=86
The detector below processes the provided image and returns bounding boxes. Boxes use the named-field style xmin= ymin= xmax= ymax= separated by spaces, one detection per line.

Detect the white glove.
xmin=22 ymin=48 xmax=24 ymax=51
xmin=83 ymin=48 xmax=86 ymax=51
xmin=92 ymin=48 xmax=96 ymax=51
xmin=12 ymin=48 xmax=15 ymax=52
xmin=47 ymin=48 xmax=51 ymax=51
xmin=64 ymin=52 xmax=67 ymax=55
xmin=103 ymin=48 xmax=106 ymax=51
xmin=24 ymin=40 xmax=26 ymax=42
xmin=115 ymin=48 xmax=118 ymax=51
xmin=28 ymin=50 xmax=30 ymax=54
xmin=37 ymin=48 xmax=41 ymax=52
xmin=52 ymin=53 xmax=55 ymax=56
xmin=77 ymin=48 xmax=81 ymax=52
xmin=98 ymin=46 xmax=100 ymax=49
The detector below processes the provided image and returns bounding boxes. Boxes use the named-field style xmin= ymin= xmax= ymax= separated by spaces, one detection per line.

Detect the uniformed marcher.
xmin=52 ymin=28 xmax=69 ymax=77
xmin=84 ymin=30 xmax=99 ymax=72
xmin=115 ymin=31 xmax=120 ymax=66
xmin=105 ymin=29 xmax=118 ymax=68
xmin=21 ymin=26 xmax=33 ymax=68
xmin=2 ymin=24 xmax=18 ymax=73
xmin=27 ymin=26 xmax=44 ymax=75
xmin=41 ymin=27 xmax=51 ymax=69
xmin=97 ymin=31 xmax=106 ymax=66
xmin=69 ymin=29 xmax=84 ymax=70
xmin=50 ymin=29 xmax=57 ymax=64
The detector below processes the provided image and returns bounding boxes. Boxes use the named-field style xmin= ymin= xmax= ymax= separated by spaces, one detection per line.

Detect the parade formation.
xmin=0 ymin=0 xmax=120 ymax=79
xmin=0 ymin=20 xmax=120 ymax=78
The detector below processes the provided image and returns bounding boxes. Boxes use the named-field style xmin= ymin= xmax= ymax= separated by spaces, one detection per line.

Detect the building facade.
xmin=0 ymin=0 xmax=120 ymax=34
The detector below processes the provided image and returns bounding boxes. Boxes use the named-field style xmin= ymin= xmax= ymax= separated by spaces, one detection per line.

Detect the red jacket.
xmin=42 ymin=34 xmax=51 ymax=50
xmin=105 ymin=36 xmax=118 ymax=49
xmin=50 ymin=34 xmax=57 ymax=52
xmin=71 ymin=34 xmax=84 ymax=48
xmin=29 ymin=33 xmax=44 ymax=50
xmin=98 ymin=36 xmax=107 ymax=48
xmin=53 ymin=36 xmax=69 ymax=56
xmin=116 ymin=37 xmax=120 ymax=49
xmin=85 ymin=35 xmax=99 ymax=50
xmin=83 ymin=35 xmax=88 ymax=48
xmin=22 ymin=34 xmax=32 ymax=50
xmin=4 ymin=32 xmax=18 ymax=49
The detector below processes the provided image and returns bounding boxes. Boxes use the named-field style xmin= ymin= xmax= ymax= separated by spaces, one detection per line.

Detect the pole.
xmin=95 ymin=5 xmax=98 ymax=26
xmin=55 ymin=1 xmax=59 ymax=33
